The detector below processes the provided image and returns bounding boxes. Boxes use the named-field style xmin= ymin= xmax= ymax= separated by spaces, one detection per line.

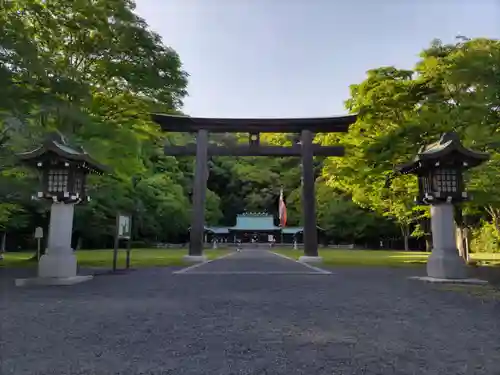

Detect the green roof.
xmin=205 ymin=226 xmax=229 ymax=234
xmin=231 ymin=213 xmax=281 ymax=231
xmin=201 ymin=213 xmax=323 ymax=233
xmin=281 ymin=227 xmax=303 ymax=234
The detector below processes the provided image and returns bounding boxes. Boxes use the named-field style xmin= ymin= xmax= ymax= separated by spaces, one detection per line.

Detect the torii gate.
xmin=152 ymin=114 xmax=356 ymax=263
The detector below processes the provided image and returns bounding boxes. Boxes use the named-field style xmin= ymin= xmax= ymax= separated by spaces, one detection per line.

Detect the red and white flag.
xmin=279 ymin=188 xmax=287 ymax=227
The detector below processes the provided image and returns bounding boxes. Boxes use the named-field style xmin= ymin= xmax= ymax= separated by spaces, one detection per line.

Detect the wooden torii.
xmin=152 ymin=114 xmax=356 ymax=262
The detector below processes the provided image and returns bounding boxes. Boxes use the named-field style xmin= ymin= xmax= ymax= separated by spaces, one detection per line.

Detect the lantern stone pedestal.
xmin=16 ymin=203 xmax=93 ymax=287
xmin=409 ymin=203 xmax=487 ymax=285
xmin=39 ymin=203 xmax=78 ymax=277
xmin=427 ymin=203 xmax=467 ymax=279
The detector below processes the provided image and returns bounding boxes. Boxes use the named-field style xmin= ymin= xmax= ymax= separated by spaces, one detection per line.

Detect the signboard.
xmin=113 ymin=213 xmax=133 ymax=272
xmin=34 ymin=227 xmax=44 ymax=239
xmin=118 ymin=214 xmax=131 ymax=239
xmin=34 ymin=227 xmax=44 ymax=261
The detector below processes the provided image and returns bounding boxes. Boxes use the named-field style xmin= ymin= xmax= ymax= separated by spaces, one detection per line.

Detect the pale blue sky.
xmin=134 ymin=0 xmax=500 ymax=118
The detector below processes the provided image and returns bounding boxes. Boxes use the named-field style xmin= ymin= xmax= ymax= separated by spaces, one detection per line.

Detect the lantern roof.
xmin=397 ymin=132 xmax=490 ymax=174
xmin=18 ymin=131 xmax=108 ymax=174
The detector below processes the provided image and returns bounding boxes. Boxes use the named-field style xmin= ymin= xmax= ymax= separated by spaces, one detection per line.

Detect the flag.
xmin=279 ymin=188 xmax=287 ymax=227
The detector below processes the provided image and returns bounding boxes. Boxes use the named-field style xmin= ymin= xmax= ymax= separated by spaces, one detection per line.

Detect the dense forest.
xmin=1 ymin=1 xmax=499 ymax=253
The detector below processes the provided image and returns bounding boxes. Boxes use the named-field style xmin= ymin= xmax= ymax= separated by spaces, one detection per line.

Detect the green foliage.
xmin=323 ymin=36 xmax=500 ymax=248
xmin=471 ymin=222 xmax=500 ymax=253
xmin=1 ymin=3 xmax=498 ymax=253
xmin=0 ymin=0 xmax=192 ymax=248
xmin=205 ymin=189 xmax=223 ymax=225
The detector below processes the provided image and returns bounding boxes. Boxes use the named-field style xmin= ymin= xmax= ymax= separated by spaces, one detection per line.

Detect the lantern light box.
xmin=18 ymin=132 xmax=107 ymax=204
xmin=397 ymin=132 xmax=489 ymax=205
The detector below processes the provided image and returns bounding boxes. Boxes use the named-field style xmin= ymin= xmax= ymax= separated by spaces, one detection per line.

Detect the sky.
xmin=134 ymin=0 xmax=500 ymax=118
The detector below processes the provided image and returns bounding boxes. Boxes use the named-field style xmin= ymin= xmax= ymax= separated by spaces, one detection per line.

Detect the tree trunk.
xmin=464 ymin=227 xmax=471 ymax=262
xmin=456 ymin=226 xmax=466 ymax=260
xmin=486 ymin=206 xmax=500 ymax=238
xmin=400 ymin=224 xmax=410 ymax=251
xmin=425 ymin=236 xmax=432 ymax=252
xmin=0 ymin=231 xmax=6 ymax=259
xmin=1 ymin=231 xmax=6 ymax=251
xmin=422 ymin=217 xmax=432 ymax=252
xmin=454 ymin=206 xmax=469 ymax=262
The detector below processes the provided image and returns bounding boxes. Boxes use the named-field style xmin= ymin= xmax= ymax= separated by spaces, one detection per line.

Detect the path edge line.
xmin=173 ymin=251 xmax=237 ymax=274
xmin=174 ymin=271 xmax=330 ymax=275
xmin=270 ymin=251 xmax=332 ymax=274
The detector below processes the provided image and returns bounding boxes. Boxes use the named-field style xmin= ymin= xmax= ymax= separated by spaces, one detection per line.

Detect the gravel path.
xmin=1 ymin=249 xmax=499 ymax=375
xmin=178 ymin=249 xmax=329 ymax=274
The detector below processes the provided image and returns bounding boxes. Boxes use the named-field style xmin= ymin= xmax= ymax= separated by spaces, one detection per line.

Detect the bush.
xmin=471 ymin=221 xmax=500 ymax=253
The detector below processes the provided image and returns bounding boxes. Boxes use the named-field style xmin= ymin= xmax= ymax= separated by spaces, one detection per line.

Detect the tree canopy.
xmin=1 ymin=2 xmax=498 ymax=252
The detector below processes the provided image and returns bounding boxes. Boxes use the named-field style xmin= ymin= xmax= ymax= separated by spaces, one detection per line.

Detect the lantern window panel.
xmin=418 ymin=173 xmax=433 ymax=195
xmin=74 ymin=172 xmax=83 ymax=193
xmin=433 ymin=168 xmax=458 ymax=193
xmin=48 ymin=169 xmax=69 ymax=192
xmin=423 ymin=175 xmax=431 ymax=193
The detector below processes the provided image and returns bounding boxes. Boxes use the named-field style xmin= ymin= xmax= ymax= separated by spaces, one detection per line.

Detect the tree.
xmin=0 ymin=0 xmax=192 ymax=248
xmin=323 ymin=37 xmax=500 ymax=250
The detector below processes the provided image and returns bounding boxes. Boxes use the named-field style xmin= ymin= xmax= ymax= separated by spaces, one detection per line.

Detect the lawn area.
xmin=274 ymin=249 xmax=500 ymax=267
xmin=0 ymin=248 xmax=232 ymax=269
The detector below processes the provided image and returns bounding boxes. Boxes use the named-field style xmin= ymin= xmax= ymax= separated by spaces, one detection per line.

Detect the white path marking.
xmin=175 ymin=271 xmax=330 ymax=275
xmin=172 ymin=251 xmax=237 ymax=274
xmin=270 ymin=251 xmax=332 ymax=275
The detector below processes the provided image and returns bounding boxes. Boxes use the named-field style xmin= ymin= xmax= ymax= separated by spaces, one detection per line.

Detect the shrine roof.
xmin=231 ymin=212 xmax=281 ymax=231
xmin=281 ymin=227 xmax=304 ymax=234
xmin=203 ymin=213 xmax=324 ymax=233
xmin=204 ymin=226 xmax=230 ymax=234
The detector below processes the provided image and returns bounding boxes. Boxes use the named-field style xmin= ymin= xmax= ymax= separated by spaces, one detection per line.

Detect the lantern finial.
xmin=45 ymin=130 xmax=68 ymax=146
xmin=440 ymin=132 xmax=460 ymax=144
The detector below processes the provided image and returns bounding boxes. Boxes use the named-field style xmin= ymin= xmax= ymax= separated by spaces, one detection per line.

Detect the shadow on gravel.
xmin=91 ymin=268 xmax=138 ymax=277
xmin=469 ymin=265 xmax=500 ymax=286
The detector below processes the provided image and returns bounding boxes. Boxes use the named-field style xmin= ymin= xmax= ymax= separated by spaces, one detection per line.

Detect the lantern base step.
xmin=409 ymin=276 xmax=488 ymax=285
xmin=427 ymin=250 xmax=468 ymax=279
xmin=298 ymin=256 xmax=323 ymax=264
xmin=39 ymin=253 xmax=78 ymax=278
xmin=183 ymin=255 xmax=208 ymax=263
xmin=15 ymin=275 xmax=94 ymax=287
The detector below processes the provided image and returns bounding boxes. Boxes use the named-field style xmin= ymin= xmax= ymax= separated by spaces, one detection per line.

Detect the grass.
xmin=273 ymin=249 xmax=500 ymax=267
xmin=470 ymin=252 xmax=500 ymax=266
xmin=0 ymin=248 xmax=231 ymax=269
xmin=2 ymin=247 xmax=499 ymax=269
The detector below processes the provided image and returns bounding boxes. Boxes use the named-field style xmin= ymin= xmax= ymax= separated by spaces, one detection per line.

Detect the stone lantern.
xmin=16 ymin=132 xmax=107 ymax=286
xmin=397 ymin=132 xmax=489 ymax=280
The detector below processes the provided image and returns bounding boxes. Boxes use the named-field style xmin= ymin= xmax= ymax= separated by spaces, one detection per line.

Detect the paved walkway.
xmin=1 ymin=250 xmax=499 ymax=375
xmin=176 ymin=248 xmax=330 ymax=274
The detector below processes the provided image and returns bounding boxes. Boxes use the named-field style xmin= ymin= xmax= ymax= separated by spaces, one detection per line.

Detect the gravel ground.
xmin=1 ymin=249 xmax=499 ymax=375
xmin=179 ymin=249 xmax=328 ymax=274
